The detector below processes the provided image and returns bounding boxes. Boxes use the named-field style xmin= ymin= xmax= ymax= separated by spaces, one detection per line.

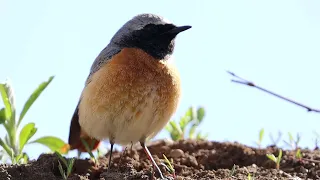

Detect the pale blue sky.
xmin=1 ymin=0 xmax=320 ymax=160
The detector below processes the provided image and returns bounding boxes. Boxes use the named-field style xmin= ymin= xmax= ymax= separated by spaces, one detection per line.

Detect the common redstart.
xmin=67 ymin=13 xmax=191 ymax=179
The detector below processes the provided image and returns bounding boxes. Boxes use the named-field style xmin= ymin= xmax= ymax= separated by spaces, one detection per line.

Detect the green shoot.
xmin=254 ymin=128 xmax=264 ymax=148
xmin=266 ymin=149 xmax=282 ymax=170
xmin=55 ymin=152 xmax=75 ymax=180
xmin=244 ymin=166 xmax=255 ymax=180
xmin=228 ymin=164 xmax=236 ymax=177
xmin=80 ymin=138 xmax=98 ymax=166
xmin=165 ymin=106 xmax=208 ymax=141
xmin=295 ymin=148 xmax=302 ymax=160
xmin=283 ymin=132 xmax=301 ymax=150
xmin=0 ymin=77 xmax=69 ymax=164
xmin=269 ymin=131 xmax=282 ymax=147
xmin=161 ymin=154 xmax=176 ymax=178
xmin=247 ymin=172 xmax=255 ymax=180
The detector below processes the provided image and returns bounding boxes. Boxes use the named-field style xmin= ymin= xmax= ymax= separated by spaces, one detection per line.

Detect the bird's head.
xmin=110 ymin=13 xmax=191 ymax=60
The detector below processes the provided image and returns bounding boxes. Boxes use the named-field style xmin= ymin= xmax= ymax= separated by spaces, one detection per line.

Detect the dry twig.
xmin=227 ymin=71 xmax=320 ymax=113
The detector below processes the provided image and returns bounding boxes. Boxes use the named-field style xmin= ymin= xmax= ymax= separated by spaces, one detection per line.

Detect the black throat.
xmin=117 ymin=24 xmax=177 ymax=60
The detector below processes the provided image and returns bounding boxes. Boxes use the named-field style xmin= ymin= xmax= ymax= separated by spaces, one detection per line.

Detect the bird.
xmin=67 ymin=13 xmax=191 ymax=179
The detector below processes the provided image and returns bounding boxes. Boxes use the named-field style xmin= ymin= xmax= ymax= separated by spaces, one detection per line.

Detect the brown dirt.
xmin=0 ymin=139 xmax=320 ymax=180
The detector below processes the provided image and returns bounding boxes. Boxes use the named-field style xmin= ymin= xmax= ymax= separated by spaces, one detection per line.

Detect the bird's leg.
xmin=140 ymin=142 xmax=165 ymax=179
xmin=107 ymin=142 xmax=114 ymax=171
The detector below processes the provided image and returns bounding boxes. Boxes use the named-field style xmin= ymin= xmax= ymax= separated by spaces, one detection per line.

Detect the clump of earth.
xmin=0 ymin=139 xmax=319 ymax=180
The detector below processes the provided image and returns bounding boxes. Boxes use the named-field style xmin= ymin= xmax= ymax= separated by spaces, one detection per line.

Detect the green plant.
xmin=0 ymin=76 xmax=69 ymax=164
xmin=266 ymin=149 xmax=282 ymax=170
xmin=80 ymin=138 xmax=98 ymax=165
xmin=295 ymin=148 xmax=302 ymax=160
xmin=269 ymin=131 xmax=282 ymax=147
xmin=161 ymin=154 xmax=175 ymax=178
xmin=283 ymin=132 xmax=301 ymax=150
xmin=228 ymin=164 xmax=236 ymax=177
xmin=241 ymin=166 xmax=255 ymax=180
xmin=247 ymin=172 xmax=255 ymax=180
xmin=254 ymin=128 xmax=264 ymax=148
xmin=55 ymin=151 xmax=75 ymax=180
xmin=165 ymin=106 xmax=208 ymax=141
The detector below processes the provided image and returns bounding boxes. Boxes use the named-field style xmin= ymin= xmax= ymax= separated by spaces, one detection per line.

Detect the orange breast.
xmin=78 ymin=48 xmax=181 ymax=145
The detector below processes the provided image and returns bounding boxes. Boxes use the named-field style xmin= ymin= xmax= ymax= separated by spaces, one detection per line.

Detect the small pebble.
xmin=169 ymin=149 xmax=184 ymax=158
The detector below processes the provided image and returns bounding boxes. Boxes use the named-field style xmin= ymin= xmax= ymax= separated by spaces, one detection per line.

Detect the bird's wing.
xmin=68 ymin=45 xmax=121 ymax=152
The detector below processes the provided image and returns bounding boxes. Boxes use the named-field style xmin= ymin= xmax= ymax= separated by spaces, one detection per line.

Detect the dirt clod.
xmin=0 ymin=139 xmax=319 ymax=179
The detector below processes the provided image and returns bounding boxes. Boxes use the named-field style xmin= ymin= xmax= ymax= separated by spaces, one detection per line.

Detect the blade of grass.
xmin=55 ymin=152 xmax=68 ymax=167
xmin=57 ymin=160 xmax=67 ymax=179
xmin=266 ymin=154 xmax=277 ymax=162
xmin=18 ymin=76 xmax=54 ymax=126
xmin=66 ymin=158 xmax=75 ymax=177
xmin=80 ymin=138 xmax=97 ymax=164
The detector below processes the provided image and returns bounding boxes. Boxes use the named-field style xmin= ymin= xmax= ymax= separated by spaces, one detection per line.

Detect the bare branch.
xmin=227 ymin=71 xmax=320 ymax=113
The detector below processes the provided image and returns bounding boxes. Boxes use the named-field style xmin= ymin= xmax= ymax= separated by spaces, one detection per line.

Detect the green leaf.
xmin=259 ymin=128 xmax=264 ymax=143
xmin=0 ymin=79 xmax=16 ymax=123
xmin=4 ymin=135 xmax=10 ymax=146
xmin=179 ymin=117 xmax=187 ymax=132
xmin=165 ymin=124 xmax=172 ymax=132
xmin=29 ymin=136 xmax=68 ymax=154
xmin=170 ymin=131 xmax=180 ymax=141
xmin=80 ymin=138 xmax=98 ymax=165
xmin=169 ymin=121 xmax=182 ymax=134
xmin=296 ymin=149 xmax=302 ymax=159
xmin=22 ymin=153 xmax=29 ymax=164
xmin=57 ymin=160 xmax=67 ymax=179
xmin=67 ymin=158 xmax=75 ymax=176
xmin=185 ymin=107 xmax=194 ymax=124
xmin=55 ymin=151 xmax=68 ymax=167
xmin=19 ymin=123 xmax=37 ymax=153
xmin=0 ymin=108 xmax=6 ymax=124
xmin=0 ymin=138 xmax=12 ymax=158
xmin=196 ymin=107 xmax=205 ymax=123
xmin=18 ymin=76 xmax=54 ymax=126
xmin=277 ymin=149 xmax=282 ymax=164
xmin=196 ymin=132 xmax=203 ymax=140
xmin=266 ymin=154 xmax=277 ymax=162
xmin=188 ymin=124 xmax=197 ymax=139
xmin=162 ymin=154 xmax=174 ymax=173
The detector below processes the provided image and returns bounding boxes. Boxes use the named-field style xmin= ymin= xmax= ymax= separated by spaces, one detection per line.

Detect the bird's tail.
xmin=69 ymin=136 xmax=101 ymax=152
xmin=67 ymin=104 xmax=101 ymax=153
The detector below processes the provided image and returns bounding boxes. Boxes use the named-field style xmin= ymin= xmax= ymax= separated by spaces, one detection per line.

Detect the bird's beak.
xmin=165 ymin=25 xmax=192 ymax=35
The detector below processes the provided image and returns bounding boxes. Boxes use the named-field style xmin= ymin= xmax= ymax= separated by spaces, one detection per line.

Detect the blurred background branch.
xmin=227 ymin=71 xmax=320 ymax=113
